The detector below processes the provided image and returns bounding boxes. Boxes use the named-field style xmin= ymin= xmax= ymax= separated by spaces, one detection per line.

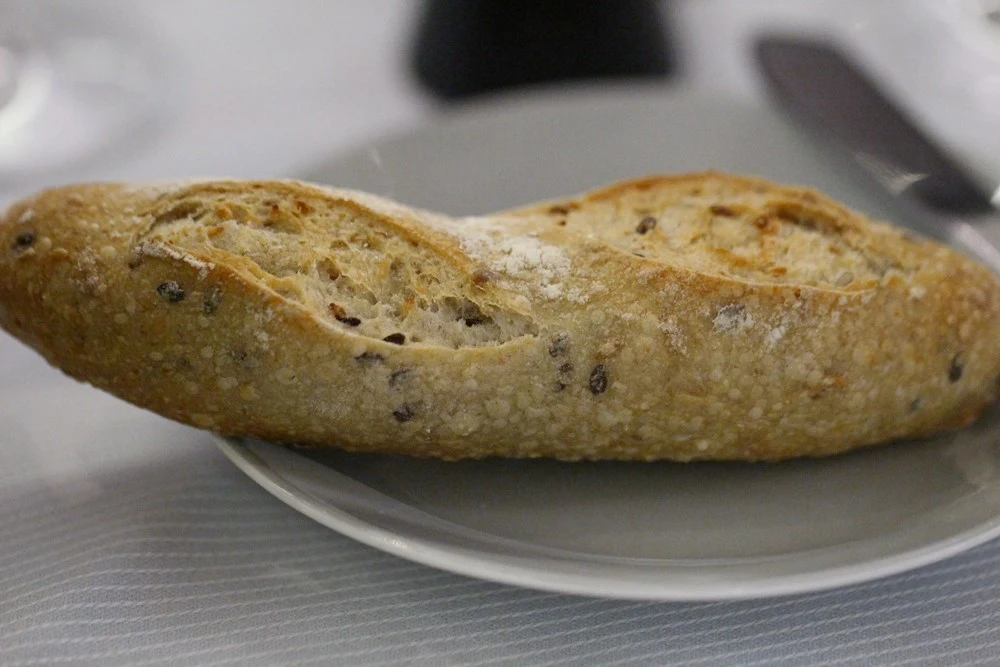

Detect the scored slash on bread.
xmin=1 ymin=172 xmax=999 ymax=461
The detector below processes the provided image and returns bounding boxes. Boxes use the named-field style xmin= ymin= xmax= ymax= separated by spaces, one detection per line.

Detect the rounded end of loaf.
xmin=1 ymin=184 xmax=138 ymax=362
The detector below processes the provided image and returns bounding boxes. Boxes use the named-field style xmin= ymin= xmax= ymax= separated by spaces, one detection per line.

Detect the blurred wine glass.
xmin=0 ymin=0 xmax=167 ymax=191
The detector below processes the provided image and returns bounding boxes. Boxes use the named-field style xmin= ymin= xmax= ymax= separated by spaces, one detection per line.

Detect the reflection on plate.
xmin=218 ymin=86 xmax=1000 ymax=600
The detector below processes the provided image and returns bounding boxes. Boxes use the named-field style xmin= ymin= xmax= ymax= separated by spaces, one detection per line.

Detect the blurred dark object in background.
xmin=412 ymin=0 xmax=676 ymax=101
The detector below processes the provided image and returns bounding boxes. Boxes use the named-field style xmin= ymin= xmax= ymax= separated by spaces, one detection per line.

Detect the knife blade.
xmin=754 ymin=35 xmax=1000 ymax=271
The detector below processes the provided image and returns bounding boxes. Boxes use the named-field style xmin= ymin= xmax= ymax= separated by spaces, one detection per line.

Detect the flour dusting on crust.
xmin=135 ymin=241 xmax=216 ymax=279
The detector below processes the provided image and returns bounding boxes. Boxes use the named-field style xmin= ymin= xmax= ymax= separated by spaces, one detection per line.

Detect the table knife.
xmin=754 ymin=35 xmax=1000 ymax=272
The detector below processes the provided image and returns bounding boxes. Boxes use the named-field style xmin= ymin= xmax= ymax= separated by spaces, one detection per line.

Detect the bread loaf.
xmin=2 ymin=172 xmax=999 ymax=461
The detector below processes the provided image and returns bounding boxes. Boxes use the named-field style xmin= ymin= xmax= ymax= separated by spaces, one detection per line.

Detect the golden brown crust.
xmin=2 ymin=172 xmax=999 ymax=461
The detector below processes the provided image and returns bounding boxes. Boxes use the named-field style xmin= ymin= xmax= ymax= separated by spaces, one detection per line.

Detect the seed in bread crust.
xmin=156 ymin=281 xmax=185 ymax=303
xmin=393 ymin=404 xmax=416 ymax=423
xmin=949 ymin=354 xmax=964 ymax=382
xmin=327 ymin=302 xmax=361 ymax=327
xmin=589 ymin=364 xmax=609 ymax=394
xmin=13 ymin=231 xmax=35 ymax=249
xmin=383 ymin=333 xmax=406 ymax=345
xmin=635 ymin=216 xmax=657 ymax=234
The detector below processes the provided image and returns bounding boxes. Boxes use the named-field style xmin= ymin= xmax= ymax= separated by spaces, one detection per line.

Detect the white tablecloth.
xmin=3 ymin=1 xmax=1000 ymax=664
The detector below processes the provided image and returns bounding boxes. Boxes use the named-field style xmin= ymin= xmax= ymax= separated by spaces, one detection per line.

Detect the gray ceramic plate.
xmin=217 ymin=86 xmax=1000 ymax=600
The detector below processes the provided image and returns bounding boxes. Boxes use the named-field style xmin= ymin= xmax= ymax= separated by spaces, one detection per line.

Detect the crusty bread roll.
xmin=1 ymin=173 xmax=999 ymax=461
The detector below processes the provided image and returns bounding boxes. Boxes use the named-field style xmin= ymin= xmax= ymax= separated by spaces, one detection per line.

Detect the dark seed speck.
xmin=338 ymin=316 xmax=362 ymax=327
xmin=949 ymin=355 xmax=964 ymax=383
xmin=635 ymin=216 xmax=657 ymax=234
xmin=156 ymin=281 xmax=185 ymax=303
xmin=383 ymin=333 xmax=406 ymax=345
xmin=393 ymin=404 xmax=416 ymax=423
xmin=589 ymin=364 xmax=609 ymax=395
xmin=13 ymin=231 xmax=35 ymax=249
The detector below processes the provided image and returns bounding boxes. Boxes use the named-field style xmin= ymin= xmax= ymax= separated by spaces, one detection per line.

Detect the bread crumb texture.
xmin=2 ymin=172 xmax=999 ymax=461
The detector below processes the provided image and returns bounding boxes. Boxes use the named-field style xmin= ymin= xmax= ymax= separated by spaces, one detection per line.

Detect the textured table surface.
xmin=3 ymin=1 xmax=1000 ymax=664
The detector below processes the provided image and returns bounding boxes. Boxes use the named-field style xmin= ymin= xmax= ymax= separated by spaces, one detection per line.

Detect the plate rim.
xmin=216 ymin=435 xmax=1000 ymax=601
